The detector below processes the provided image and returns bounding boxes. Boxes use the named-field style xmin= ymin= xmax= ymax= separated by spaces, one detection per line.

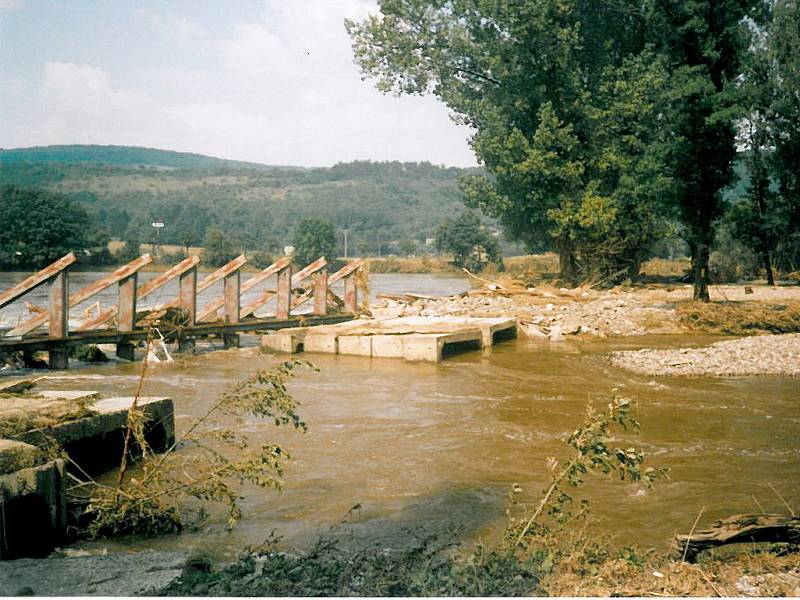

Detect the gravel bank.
xmin=609 ymin=333 xmax=800 ymax=377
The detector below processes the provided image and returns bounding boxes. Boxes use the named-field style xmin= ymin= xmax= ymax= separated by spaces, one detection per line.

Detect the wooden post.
xmin=313 ymin=268 xmax=328 ymax=316
xmin=276 ymin=264 xmax=292 ymax=320
xmin=48 ymin=270 xmax=68 ymax=339
xmin=117 ymin=273 xmax=138 ymax=332
xmin=179 ymin=266 xmax=197 ymax=326
xmin=344 ymin=275 xmax=358 ymax=314
xmin=223 ymin=270 xmax=240 ymax=324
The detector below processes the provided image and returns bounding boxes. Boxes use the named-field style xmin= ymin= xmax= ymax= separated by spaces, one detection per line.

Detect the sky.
xmin=0 ymin=0 xmax=477 ymax=167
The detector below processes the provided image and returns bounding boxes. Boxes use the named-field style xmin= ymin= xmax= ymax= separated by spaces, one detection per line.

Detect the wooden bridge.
xmin=0 ymin=252 xmax=366 ymax=369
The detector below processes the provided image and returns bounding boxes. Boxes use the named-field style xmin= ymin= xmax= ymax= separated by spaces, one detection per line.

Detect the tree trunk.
xmin=556 ymin=237 xmax=578 ymax=284
xmin=691 ymin=241 xmax=710 ymax=301
xmin=762 ymin=249 xmax=775 ymax=286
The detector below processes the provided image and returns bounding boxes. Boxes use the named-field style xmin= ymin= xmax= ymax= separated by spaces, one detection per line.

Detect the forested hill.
xmin=0 ymin=145 xmax=283 ymax=171
xmin=0 ymin=145 xmax=487 ymax=256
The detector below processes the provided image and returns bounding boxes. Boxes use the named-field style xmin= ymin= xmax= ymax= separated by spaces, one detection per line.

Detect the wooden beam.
xmin=290 ymin=259 xmax=364 ymax=311
xmin=48 ymin=270 xmax=68 ymax=339
xmin=0 ymin=253 xmax=76 ymax=310
xmin=117 ymin=273 xmax=138 ymax=332
xmin=196 ymin=256 xmax=292 ymax=322
xmin=344 ymin=276 xmax=358 ymax=313
xmin=313 ymin=268 xmax=328 ymax=316
xmin=223 ymin=270 xmax=240 ymax=324
xmin=240 ymin=257 xmax=327 ymax=318
xmin=179 ymin=266 xmax=197 ymax=326
xmin=75 ymin=255 xmax=200 ymax=331
xmin=276 ymin=264 xmax=291 ymax=320
xmin=7 ymin=254 xmax=152 ymax=337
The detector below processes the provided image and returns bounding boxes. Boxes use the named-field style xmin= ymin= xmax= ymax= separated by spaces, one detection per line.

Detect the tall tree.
xmin=770 ymin=0 xmax=800 ymax=273
xmin=347 ymin=0 xmax=672 ymax=283
xmin=648 ymin=0 xmax=761 ymax=299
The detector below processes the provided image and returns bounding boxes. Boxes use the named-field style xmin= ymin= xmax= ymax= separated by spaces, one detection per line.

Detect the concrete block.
xmin=0 ymin=458 xmax=66 ymax=559
xmin=402 ymin=334 xmax=441 ymax=363
xmin=304 ymin=333 xmax=338 ymax=354
xmin=371 ymin=335 xmax=405 ymax=358
xmin=338 ymin=335 xmax=372 ymax=357
xmin=18 ymin=397 xmax=174 ymax=477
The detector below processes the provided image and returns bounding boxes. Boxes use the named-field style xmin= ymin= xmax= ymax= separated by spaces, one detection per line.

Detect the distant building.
xmin=425 ymin=237 xmax=435 ymax=246
xmin=283 ymin=245 xmax=295 ymax=256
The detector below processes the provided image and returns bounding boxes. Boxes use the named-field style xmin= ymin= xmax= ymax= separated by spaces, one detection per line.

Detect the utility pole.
xmin=344 ymin=229 xmax=349 ymax=260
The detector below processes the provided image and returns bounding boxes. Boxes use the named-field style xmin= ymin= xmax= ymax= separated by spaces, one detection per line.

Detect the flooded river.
xmin=1 ymin=273 xmax=798 ymax=559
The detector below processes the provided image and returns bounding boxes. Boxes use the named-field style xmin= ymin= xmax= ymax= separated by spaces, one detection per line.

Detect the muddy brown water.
xmin=1 ymin=273 xmax=798 ymax=560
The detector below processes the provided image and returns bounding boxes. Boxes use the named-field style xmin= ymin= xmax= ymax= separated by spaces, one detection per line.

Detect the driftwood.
xmin=675 ymin=513 xmax=800 ymax=562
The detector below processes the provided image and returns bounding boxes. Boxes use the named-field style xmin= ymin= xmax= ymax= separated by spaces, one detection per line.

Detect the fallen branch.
xmin=675 ymin=513 xmax=800 ymax=562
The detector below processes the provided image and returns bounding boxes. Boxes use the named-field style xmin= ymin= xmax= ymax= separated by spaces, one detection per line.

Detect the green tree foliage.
xmin=347 ymin=1 xmax=673 ymax=283
xmin=649 ymin=0 xmax=762 ymax=299
xmin=202 ymin=228 xmax=239 ymax=267
xmin=0 ymin=185 xmax=91 ymax=269
xmin=293 ymin=218 xmax=337 ymax=266
xmin=436 ymin=211 xmax=500 ymax=271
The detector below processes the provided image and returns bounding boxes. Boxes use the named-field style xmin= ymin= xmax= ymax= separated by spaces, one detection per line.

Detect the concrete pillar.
xmin=276 ymin=265 xmax=292 ymax=320
xmin=116 ymin=342 xmax=136 ymax=361
xmin=48 ymin=348 xmax=69 ymax=370
xmin=177 ymin=337 xmax=196 ymax=353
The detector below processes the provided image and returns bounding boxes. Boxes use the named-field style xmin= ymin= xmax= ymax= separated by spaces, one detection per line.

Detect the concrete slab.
xmin=371 ymin=335 xmax=405 ymax=358
xmin=0 ymin=440 xmax=42 ymax=475
xmin=37 ymin=390 xmax=101 ymax=402
xmin=338 ymin=335 xmax=372 ymax=357
xmin=263 ymin=316 xmax=517 ymax=363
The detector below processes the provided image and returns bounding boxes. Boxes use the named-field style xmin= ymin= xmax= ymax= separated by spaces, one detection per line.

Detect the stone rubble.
xmin=609 ymin=333 xmax=800 ymax=377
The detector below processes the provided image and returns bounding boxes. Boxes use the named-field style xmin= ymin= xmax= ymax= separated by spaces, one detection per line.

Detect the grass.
xmin=367 ymin=255 xmax=459 ymax=274
xmin=677 ymin=300 xmax=800 ymax=335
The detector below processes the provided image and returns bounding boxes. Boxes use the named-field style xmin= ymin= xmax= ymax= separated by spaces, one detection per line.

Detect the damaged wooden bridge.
xmin=0 ymin=252 xmax=366 ymax=369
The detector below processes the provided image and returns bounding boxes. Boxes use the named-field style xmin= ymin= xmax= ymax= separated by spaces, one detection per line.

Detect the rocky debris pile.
xmin=372 ymin=288 xmax=680 ymax=340
xmin=609 ymin=333 xmax=800 ymax=377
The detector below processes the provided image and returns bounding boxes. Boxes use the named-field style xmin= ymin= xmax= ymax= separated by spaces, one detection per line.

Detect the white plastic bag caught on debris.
xmin=146 ymin=328 xmax=174 ymax=363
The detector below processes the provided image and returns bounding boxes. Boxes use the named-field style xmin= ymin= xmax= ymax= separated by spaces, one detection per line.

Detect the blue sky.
xmin=0 ymin=0 xmax=476 ymax=166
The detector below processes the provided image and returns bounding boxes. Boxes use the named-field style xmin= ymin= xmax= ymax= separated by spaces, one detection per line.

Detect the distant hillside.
xmin=0 ymin=145 xmax=508 ymax=258
xmin=0 ymin=145 xmax=289 ymax=171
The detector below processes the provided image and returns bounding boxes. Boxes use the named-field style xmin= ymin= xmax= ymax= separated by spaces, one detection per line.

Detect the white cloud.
xmin=4 ymin=1 xmax=476 ymax=166
xmin=0 ymin=0 xmax=24 ymax=11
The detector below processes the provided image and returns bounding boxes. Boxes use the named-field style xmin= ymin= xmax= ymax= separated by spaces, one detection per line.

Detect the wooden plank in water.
xmin=7 ymin=254 xmax=152 ymax=337
xmin=0 ymin=253 xmax=76 ymax=310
